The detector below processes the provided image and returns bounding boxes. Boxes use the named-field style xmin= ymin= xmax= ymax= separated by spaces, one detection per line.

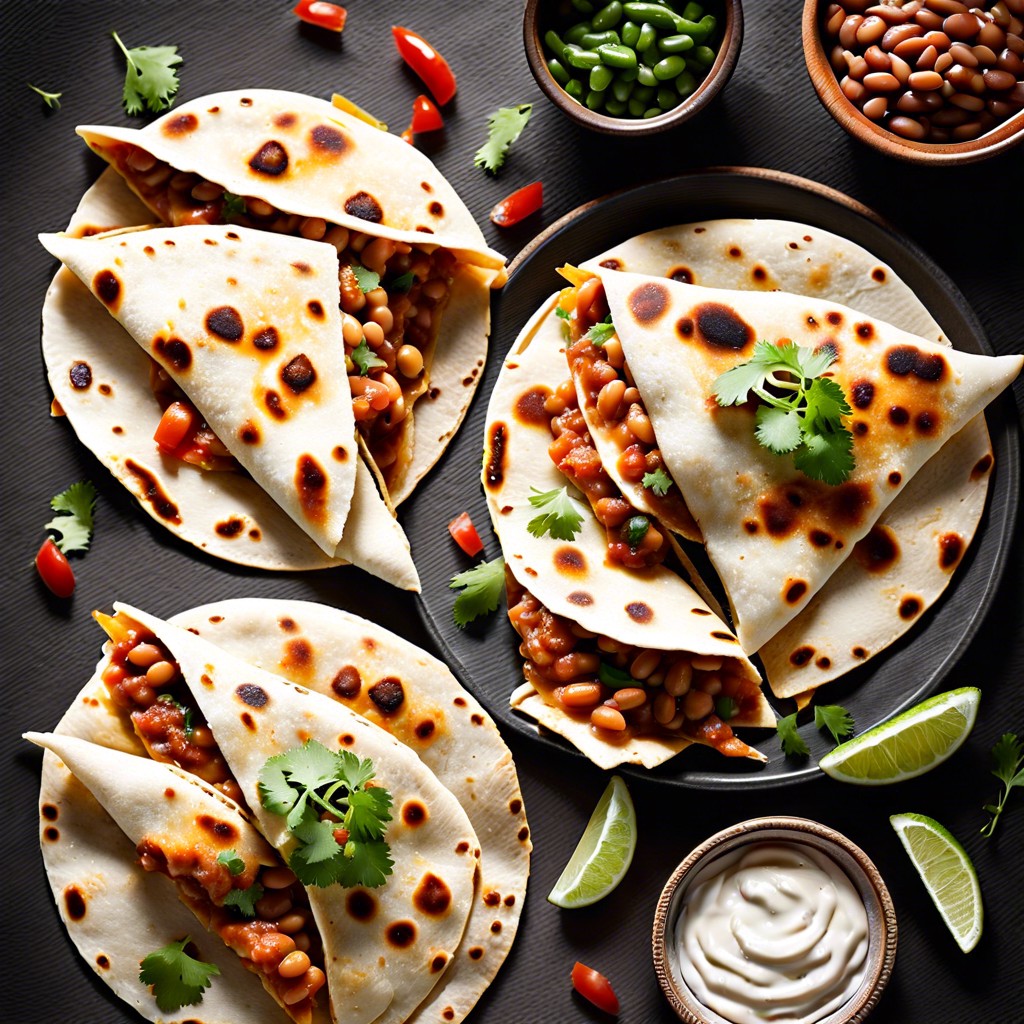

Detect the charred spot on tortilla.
xmin=296 ymin=455 xmax=328 ymax=521
xmin=344 ymin=191 xmax=384 ymax=223
xmin=279 ymin=618 xmax=296 ymax=633
xmin=668 ymin=265 xmax=694 ymax=283
xmin=429 ymin=201 xmax=444 ymax=217
xmin=69 ymin=361 xmax=92 ymax=389
xmin=42 ymin=804 xmax=59 ymax=822
xmin=691 ymin=303 xmax=755 ymax=351
xmin=853 ymin=421 xmax=869 ymax=436
xmin=483 ymin=889 xmax=500 ymax=906
xmin=759 ymin=495 xmax=798 ymax=538
xmin=915 ymin=410 xmax=939 ymax=435
xmin=851 ymin=380 xmax=875 ymax=409
xmin=197 ymin=814 xmax=237 ymax=841
xmin=626 ymin=601 xmax=653 ymax=623
xmin=468 ymin=947 xmax=484 ymax=960
xmin=236 ymin=682 xmax=269 ymax=708
xmin=163 ymin=112 xmax=199 ymax=136
xmin=216 ymin=518 xmax=244 ymax=538
xmin=205 ymin=305 xmax=245 ymax=342
xmin=790 ymin=646 xmax=814 ymax=667
xmin=347 ymin=889 xmax=377 ymax=921
xmin=239 ymin=420 xmax=261 ymax=444
xmin=386 ymin=921 xmax=417 ymax=948
xmin=816 ymin=655 xmax=832 ymax=669
xmin=826 ymin=311 xmax=843 ymax=327
xmin=504 ymin=894 xmax=517 ymax=906
xmin=44 ymin=826 xmax=59 ymax=841
xmin=64 ymin=885 xmax=87 ymax=921
xmin=627 ymin=281 xmax=669 ymax=325
xmin=518 ymin=825 xmax=531 ymax=842
xmin=855 ymin=321 xmax=875 ymax=342
xmin=248 ymin=139 xmax=289 ymax=176
xmin=264 ymin=389 xmax=286 ymax=419
xmin=471 ymin=713 xmax=484 ymax=725
xmin=852 ymin=646 xmax=868 ymax=659
xmin=96 ymin=955 xmax=110 ymax=970
xmin=307 ymin=300 xmax=325 ymax=320
xmin=331 ymin=665 xmax=361 ymax=699
xmin=310 ymin=123 xmax=349 ymax=155
xmin=99 ymin=385 xmax=113 ymax=397
xmin=414 ymin=874 xmax=453 ymax=916
xmin=939 ymin=532 xmax=964 ymax=570
xmin=283 ymin=638 xmax=313 ymax=675
xmin=743 ymin=520 xmax=759 ymax=534
xmin=554 ymin=547 xmax=586 ymax=575
xmin=252 ymin=326 xmax=280 ymax=351
xmin=332 ymin=446 xmax=348 ymax=463
xmin=813 ymin=340 xmax=838 ymax=363
xmin=431 ymin=954 xmax=450 ymax=972
xmin=457 ymin=842 xmax=472 ymax=856
xmin=339 ymin=733 xmax=354 ymax=746
xmin=453 ymin=697 xmax=467 ymax=708
xmin=600 ymin=258 xmax=623 ymax=270
xmin=368 ymin=677 xmax=405 ymax=714
xmin=899 ymin=595 xmax=923 ymax=619
xmin=972 ymin=453 xmax=993 ymax=479
xmin=290 ymin=261 xmax=313 ymax=276
xmin=711 ymin=631 xmax=738 ymax=642
xmin=888 ymin=347 xmax=947 ymax=382
xmin=751 ymin=264 xmax=769 ymax=284
xmin=402 ymin=800 xmax=428 ymax=827
xmin=871 ymin=266 xmax=887 ymax=282
xmin=806 ymin=315 xmax=819 ymax=327
xmin=514 ymin=386 xmax=552 ymax=427
xmin=153 ymin=336 xmax=192 ymax=372
xmin=143 ymin=245 xmax=155 ymax=256
xmin=281 ymin=353 xmax=317 ymax=394
xmin=784 ymin=580 xmax=808 ymax=604
xmin=889 ymin=405 xmax=910 ymax=427
xmin=125 ymin=460 xmax=181 ymax=522
xmin=855 ymin=525 xmax=900 ymax=573
xmin=810 ymin=529 xmax=833 ymax=547
xmin=485 ymin=422 xmax=507 ymax=490
xmin=727 ymin=246 xmax=742 ymax=258
xmin=274 ymin=112 xmax=298 ymax=128
xmin=415 ymin=719 xmax=436 ymax=741
xmin=93 ymin=269 xmax=121 ymax=310
xmin=567 ymin=590 xmax=594 ymax=607
xmin=443 ymin=1010 xmax=456 ymax=1021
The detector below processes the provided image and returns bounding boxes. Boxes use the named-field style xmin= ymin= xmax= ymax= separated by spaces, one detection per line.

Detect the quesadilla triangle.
xmin=168 ymin=597 xmax=531 ymax=1024
xmin=112 ymin=603 xmax=480 ymax=1024
xmin=25 ymin=731 xmax=329 ymax=1024
xmin=597 ymin=269 xmax=1023 ymax=654
xmin=483 ymin=296 xmax=774 ymax=771
xmin=76 ymin=88 xmax=507 ymax=505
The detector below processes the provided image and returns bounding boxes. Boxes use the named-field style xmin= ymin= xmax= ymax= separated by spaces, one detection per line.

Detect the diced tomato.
xmin=490 ymin=182 xmax=543 ymax=228
xmin=392 ymin=26 xmax=457 ymax=105
xmin=448 ymin=512 xmax=484 ymax=557
xmin=571 ymin=962 xmax=619 ymax=1015
xmin=36 ymin=538 xmax=75 ymax=598
xmin=293 ymin=0 xmax=347 ymax=32
xmin=154 ymin=401 xmax=197 ymax=452
xmin=410 ymin=95 xmax=444 ymax=133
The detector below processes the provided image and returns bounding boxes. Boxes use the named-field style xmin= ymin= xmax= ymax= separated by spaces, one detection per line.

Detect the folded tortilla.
xmin=483 ymin=296 xmax=773 ymax=770
xmin=596 ymin=269 xmax=1023 ymax=654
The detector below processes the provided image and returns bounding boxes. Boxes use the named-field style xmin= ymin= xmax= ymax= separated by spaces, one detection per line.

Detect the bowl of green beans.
xmin=524 ymin=0 xmax=743 ymax=134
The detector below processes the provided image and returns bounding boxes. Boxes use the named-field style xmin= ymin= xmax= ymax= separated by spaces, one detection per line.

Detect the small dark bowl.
xmin=524 ymin=0 xmax=743 ymax=136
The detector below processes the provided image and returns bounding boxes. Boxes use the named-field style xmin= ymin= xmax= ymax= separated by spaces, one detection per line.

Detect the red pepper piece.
xmin=490 ymin=181 xmax=543 ymax=227
xmin=392 ymin=26 xmax=457 ymax=105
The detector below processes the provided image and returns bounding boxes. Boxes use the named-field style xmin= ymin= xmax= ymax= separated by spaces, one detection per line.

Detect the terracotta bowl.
xmin=652 ymin=816 xmax=898 ymax=1024
xmin=523 ymin=0 xmax=743 ymax=136
xmin=803 ymin=0 xmax=1024 ymax=164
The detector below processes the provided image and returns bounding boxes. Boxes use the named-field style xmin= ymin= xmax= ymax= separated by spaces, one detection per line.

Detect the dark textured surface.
xmin=2 ymin=3 xmax=1022 ymax=1024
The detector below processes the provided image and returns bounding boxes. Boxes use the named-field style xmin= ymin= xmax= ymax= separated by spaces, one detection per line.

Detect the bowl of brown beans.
xmin=804 ymin=0 xmax=1024 ymax=163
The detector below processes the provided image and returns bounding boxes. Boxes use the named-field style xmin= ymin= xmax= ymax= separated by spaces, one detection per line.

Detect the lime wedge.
xmin=547 ymin=775 xmax=636 ymax=909
xmin=819 ymin=687 xmax=980 ymax=785
xmin=890 ymin=812 xmax=983 ymax=952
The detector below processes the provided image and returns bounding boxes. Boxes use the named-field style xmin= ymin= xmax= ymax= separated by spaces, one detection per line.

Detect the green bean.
xmin=621 ymin=20 xmax=640 ymax=47
xmin=637 ymin=63 xmax=657 ymax=87
xmin=597 ymin=42 xmax=638 ymax=68
xmin=604 ymin=97 xmax=628 ymax=115
xmin=653 ymin=54 xmax=687 ymax=80
xmin=611 ymin=75 xmax=635 ymax=102
xmin=658 ymin=32 xmax=694 ymax=53
xmin=571 ymin=0 xmax=595 ymax=13
xmin=585 ymin=88 xmax=606 ymax=110
xmin=565 ymin=77 xmax=586 ymax=101
xmin=632 ymin=83 xmax=655 ymax=103
xmin=640 ymin=43 xmax=661 ymax=67
xmin=544 ymin=30 xmax=564 ymax=55
xmin=618 ymin=65 xmax=639 ymax=82
xmin=563 ymin=44 xmax=603 ymax=69
xmin=547 ymin=58 xmax=571 ymax=85
xmin=628 ymin=96 xmax=646 ymax=116
xmin=674 ymin=14 xmax=715 ymax=44
xmin=689 ymin=44 xmax=716 ymax=68
xmin=589 ymin=63 xmax=614 ymax=91
xmin=643 ymin=106 xmax=663 ymax=118
xmin=636 ymin=21 xmax=657 ymax=51
xmin=681 ymin=1 xmax=703 ymax=21
xmin=591 ymin=1 xmax=624 ymax=30
xmin=564 ymin=22 xmax=592 ymax=44
xmin=581 ymin=30 xmax=620 ymax=48
xmin=622 ymin=3 xmax=681 ymax=32
xmin=675 ymin=69 xmax=696 ymax=96
xmin=656 ymin=86 xmax=677 ymax=109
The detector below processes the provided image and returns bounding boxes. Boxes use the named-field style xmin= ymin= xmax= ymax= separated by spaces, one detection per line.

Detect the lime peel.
xmin=819 ymin=687 xmax=980 ymax=785
xmin=547 ymin=775 xmax=636 ymax=909
xmin=890 ymin=812 xmax=983 ymax=953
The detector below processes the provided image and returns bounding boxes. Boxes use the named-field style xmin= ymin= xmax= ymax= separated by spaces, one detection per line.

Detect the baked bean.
xmin=256 ymin=890 xmax=293 ymax=920
xmin=127 ymin=643 xmax=163 ymax=667
xmin=847 ymin=53 xmax=870 ymax=78
xmin=890 ymin=113 xmax=929 ymax=136
xmin=261 ymin=866 xmax=298 ymax=889
xmin=597 ymin=378 xmax=627 ymax=420
xmin=396 ymin=344 xmax=424 ymax=378
xmin=910 ymin=68 xmax=946 ymax=87
xmin=653 ymin=691 xmax=678 ymax=725
xmin=950 ymin=40 xmax=980 ymax=63
xmin=283 ymin=982 xmax=312 ymax=1006
xmin=692 ymin=655 xmax=724 ymax=672
xmin=361 ymin=237 xmax=397 ymax=272
xmin=299 ymin=217 xmax=327 ymax=240
xmin=630 ymin=650 xmax=661 ymax=680
xmin=304 ymin=967 xmax=326 ymax=997
xmin=978 ymin=20 xmax=1008 ymax=45
xmin=146 ymin=660 xmax=177 ymax=686
xmin=952 ymin=119 xmax=984 ymax=136
xmin=664 ymin=659 xmax=693 ymax=696
xmin=858 ymin=15 xmax=888 ymax=42
xmin=840 ymin=14 xmax=866 ymax=46
xmin=945 ymin=12 xmax=984 ymax=37
xmin=324 ymin=225 xmax=350 ymax=251
xmin=191 ymin=180 xmax=223 ymax=202
xmin=949 ymin=90 xmax=987 ymax=107
xmin=698 ymin=674 xmax=723 ymax=696
xmin=613 ymin=688 xmax=647 ymax=711
xmin=985 ymin=66 xmax=1018 ymax=85
xmin=384 ymin=396 xmax=407 ymax=425
xmin=883 ymin=22 xmax=924 ymax=48
xmin=591 ymin=706 xmax=627 ymax=731
xmin=362 ymin=321 xmax=385 ymax=349
xmin=890 ymin=52 xmax=913 ymax=81
xmin=553 ymin=651 xmax=601 ymax=681
xmin=831 ymin=42 xmax=850 ymax=73
xmin=894 ymin=34 xmax=933 ymax=58
xmin=915 ymin=8 xmax=946 ymax=29
xmin=278 ymin=951 xmax=311 ymax=979
xmin=559 ymin=682 xmax=604 ymax=707
xmin=827 ymin=6 xmax=846 ymax=34
xmin=916 ymin=42 xmax=940 ymax=65
xmin=349 ymin=231 xmax=369 ymax=253
xmin=276 ymin=913 xmax=308 ymax=934
xmin=247 ymin=197 xmax=274 ymax=218
xmin=868 ymin=3 xmax=911 ymax=23
xmin=864 ymin=70 xmax=902 ymax=89
xmin=342 ymin=314 xmax=363 ymax=348
xmin=190 ymin=725 xmax=217 ymax=748
xmin=126 ymin=147 xmax=158 ymax=173
xmin=369 ymin=304 xmax=395 ymax=334
xmin=682 ymin=689 xmax=714 ymax=720
xmin=293 ymin=932 xmax=311 ymax=953
xmin=626 ymin=404 xmax=656 ymax=444
xmin=594 ymin=496 xmax=632 ymax=527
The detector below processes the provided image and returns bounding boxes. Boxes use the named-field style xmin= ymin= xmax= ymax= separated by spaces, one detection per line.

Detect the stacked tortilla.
xmin=30 ymin=599 xmax=529 ymax=1024
xmin=40 ymin=90 xmax=507 ymax=588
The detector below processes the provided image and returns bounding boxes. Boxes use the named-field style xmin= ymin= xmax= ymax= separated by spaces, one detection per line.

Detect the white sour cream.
xmin=675 ymin=842 xmax=869 ymax=1024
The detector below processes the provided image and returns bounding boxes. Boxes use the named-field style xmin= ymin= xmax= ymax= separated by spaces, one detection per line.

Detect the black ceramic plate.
xmin=410 ymin=167 xmax=1021 ymax=789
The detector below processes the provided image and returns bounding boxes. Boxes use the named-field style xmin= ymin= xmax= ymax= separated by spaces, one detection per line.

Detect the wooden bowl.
xmin=803 ymin=0 xmax=1024 ymax=164
xmin=652 ymin=816 xmax=898 ymax=1024
xmin=523 ymin=0 xmax=743 ymax=136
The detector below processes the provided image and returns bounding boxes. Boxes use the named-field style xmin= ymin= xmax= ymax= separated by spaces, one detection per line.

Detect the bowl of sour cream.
xmin=652 ymin=817 xmax=897 ymax=1024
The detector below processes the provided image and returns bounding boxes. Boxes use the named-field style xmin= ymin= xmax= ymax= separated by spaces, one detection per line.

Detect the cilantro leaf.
xmin=216 ymin=850 xmax=245 ymax=876
xmin=351 ymin=338 xmax=387 ymax=376
xmin=450 ymin=556 xmax=505 ymax=628
xmin=599 ymin=662 xmax=636 ymax=688
xmin=981 ymin=732 xmax=1024 ymax=837
xmin=554 ymin=305 xmax=571 ymax=321
xmin=389 ymin=270 xmax=415 ymax=293
xmin=112 ymin=31 xmax=182 ymax=116
xmin=348 ymin=788 xmax=393 ymax=841
xmin=474 ymin=104 xmax=533 ymax=174
xmin=45 ymin=481 xmax=97 ymax=554
xmin=713 ymin=340 xmax=856 ymax=485
xmin=582 ymin=321 xmax=616 ymax=347
xmin=29 ymin=84 xmax=62 ymax=109
xmin=642 ymin=467 xmax=674 ymax=497
xmin=221 ymin=192 xmax=246 ymax=220
xmin=623 ymin=515 xmax=650 ymax=548
xmin=777 ymin=712 xmax=810 ymax=757
xmin=814 ymin=704 xmax=854 ymax=746
xmin=223 ymin=883 xmax=263 ymax=918
xmin=292 ymin=816 xmax=347 ymax=866
xmin=527 ymin=486 xmax=585 ymax=541
xmin=334 ymin=839 xmax=394 ymax=889
xmin=256 ymin=757 xmax=296 ymax=817
xmin=139 ymin=938 xmax=219 ymax=1012
xmin=352 ymin=265 xmax=380 ymax=293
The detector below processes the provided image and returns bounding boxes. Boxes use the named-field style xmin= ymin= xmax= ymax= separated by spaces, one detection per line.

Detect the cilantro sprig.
xmin=642 ymin=468 xmax=674 ymax=497
xmin=139 ymin=938 xmax=219 ymax=1012
xmin=112 ymin=31 xmax=182 ymax=116
xmin=450 ymin=556 xmax=505 ymax=628
xmin=223 ymin=883 xmax=264 ymax=918
xmin=778 ymin=702 xmax=855 ymax=757
xmin=221 ymin=192 xmax=246 ymax=220
xmin=45 ymin=481 xmax=97 ymax=553
xmin=258 ymin=741 xmax=393 ymax=889
xmin=527 ymin=486 xmax=585 ymax=542
xmin=777 ymin=712 xmax=809 ymax=757
xmin=981 ymin=733 xmax=1024 ymax=838
xmin=216 ymin=850 xmax=245 ymax=876
xmin=713 ymin=340 xmax=855 ymax=486
xmin=582 ymin=320 xmax=616 ymax=347
xmin=351 ymin=265 xmax=380 ymax=293
xmin=29 ymin=84 xmax=62 ymax=109
xmin=474 ymin=104 xmax=532 ymax=174
xmin=351 ymin=338 xmax=387 ymax=376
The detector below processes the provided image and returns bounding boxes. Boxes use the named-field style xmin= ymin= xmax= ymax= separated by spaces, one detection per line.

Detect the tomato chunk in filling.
xmin=506 ymin=575 xmax=760 ymax=758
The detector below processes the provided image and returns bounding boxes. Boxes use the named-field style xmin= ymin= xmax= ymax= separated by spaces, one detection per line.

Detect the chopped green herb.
xmin=29 ymin=84 xmax=62 ymax=108
xmin=45 ymin=481 xmax=97 ymax=554
xmin=221 ymin=192 xmax=246 ymax=220
xmin=351 ymin=338 xmax=387 ymax=376
xmin=981 ymin=732 xmax=1024 ymax=838
xmin=157 ymin=694 xmax=194 ymax=738
xmin=641 ymin=467 xmax=673 ymax=496
xmin=450 ymin=556 xmax=505 ymax=628
xmin=139 ymin=937 xmax=219 ymax=1012
xmin=258 ymin=741 xmax=393 ymax=889
xmin=216 ymin=850 xmax=245 ymax=876
xmin=474 ymin=104 xmax=533 ymax=174
xmin=352 ymin=265 xmax=380 ymax=293
xmin=527 ymin=486 xmax=586 ymax=542
xmin=713 ymin=340 xmax=855 ymax=485
xmin=222 ymin=883 xmax=263 ymax=918
xmin=814 ymin=704 xmax=854 ymax=746
xmin=389 ymin=270 xmax=415 ymax=293
xmin=715 ymin=696 xmax=738 ymax=721
xmin=622 ymin=515 xmax=649 ymax=548
xmin=112 ymin=31 xmax=182 ymax=116
xmin=582 ymin=319 xmax=616 ymax=347
xmin=599 ymin=662 xmax=636 ymax=688
xmin=777 ymin=712 xmax=810 ymax=757
xmin=554 ymin=304 xmax=571 ymax=321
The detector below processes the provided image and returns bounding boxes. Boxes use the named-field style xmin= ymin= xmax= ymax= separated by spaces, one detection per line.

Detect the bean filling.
xmin=108 ymin=141 xmax=457 ymax=483
xmin=506 ymin=573 xmax=762 ymax=757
